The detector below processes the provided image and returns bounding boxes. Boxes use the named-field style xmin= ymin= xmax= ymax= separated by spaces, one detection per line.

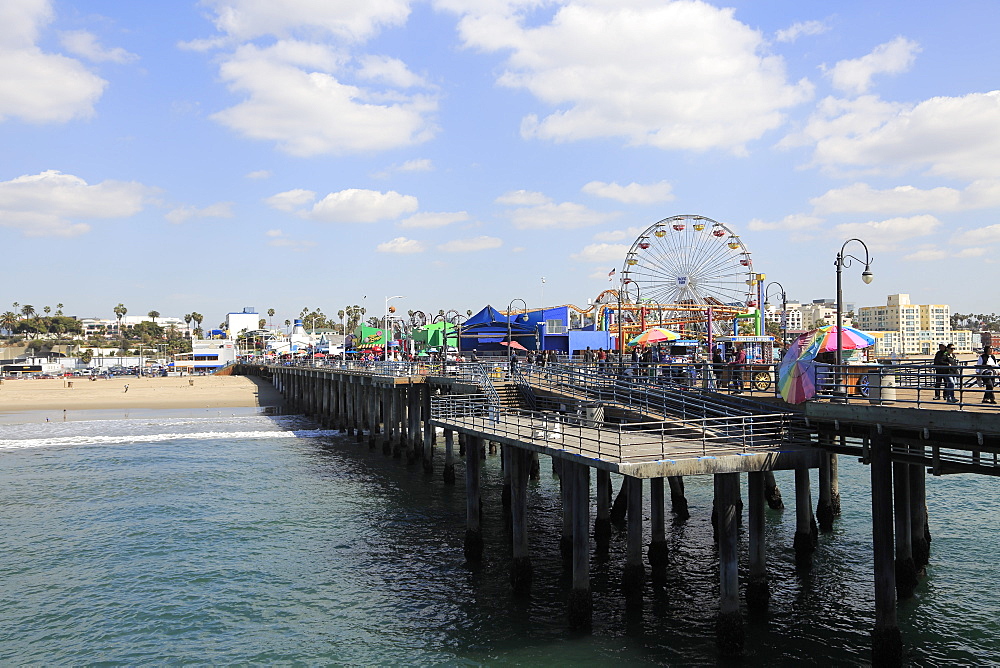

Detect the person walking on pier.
xmin=977 ymin=345 xmax=998 ymax=403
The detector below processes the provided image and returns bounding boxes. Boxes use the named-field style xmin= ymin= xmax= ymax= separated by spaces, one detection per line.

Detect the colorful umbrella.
xmin=499 ymin=340 xmax=528 ymax=351
xmin=799 ymin=325 xmax=875 ymax=353
xmin=778 ymin=336 xmax=820 ymax=404
xmin=628 ymin=326 xmax=681 ymax=346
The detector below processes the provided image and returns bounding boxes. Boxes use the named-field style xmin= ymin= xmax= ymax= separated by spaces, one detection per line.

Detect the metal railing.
xmin=431 ymin=393 xmax=807 ymax=462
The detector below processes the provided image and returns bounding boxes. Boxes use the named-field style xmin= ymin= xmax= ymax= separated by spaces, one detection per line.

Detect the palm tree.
xmin=284 ymin=319 xmax=291 ymax=333
xmin=267 ymin=308 xmax=275 ymax=329
xmin=55 ymin=303 xmax=64 ymax=316
xmin=43 ymin=305 xmax=51 ymax=316
xmin=184 ymin=313 xmax=192 ymax=338
xmin=338 ymin=309 xmax=345 ymax=334
xmin=1 ymin=311 xmax=18 ymax=336
xmin=114 ymin=303 xmax=127 ymax=337
xmin=190 ymin=312 xmax=203 ymax=339
xmin=148 ymin=310 xmax=160 ymax=324
xmin=20 ymin=304 xmax=35 ymax=319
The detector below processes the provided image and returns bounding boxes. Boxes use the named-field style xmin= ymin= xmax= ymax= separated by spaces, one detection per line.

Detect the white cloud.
xmin=903 ymin=246 xmax=986 ymax=261
xmin=166 ymin=202 xmax=234 ymax=224
xmin=571 ymin=242 xmax=629 ymax=264
xmin=0 ymin=1 xmax=107 ymax=123
xmin=446 ymin=1 xmax=812 ymax=152
xmin=832 ymin=214 xmax=940 ymax=251
xmin=265 ymin=229 xmax=317 ymax=251
xmin=495 ymin=189 xmax=549 ymax=206
xmin=509 ymin=200 xmax=620 ymax=229
xmin=438 ymin=235 xmax=502 ymax=252
xmin=399 ymin=211 xmax=469 ymax=228
xmin=306 ymin=188 xmax=418 ymax=222
xmin=810 ymin=183 xmax=962 ymax=215
xmin=951 ymin=224 xmax=1000 ymax=247
xmin=775 ymin=19 xmax=830 ymax=44
xmin=210 ymin=41 xmax=438 ymax=156
xmin=0 ymin=170 xmax=151 ymax=237
xmin=399 ymin=158 xmax=433 ymax=172
xmin=201 ymin=0 xmax=411 ymax=43
xmin=786 ymin=91 xmax=1000 ymax=181
xmin=581 ymin=180 xmax=674 ymax=204
xmin=592 ymin=226 xmax=643 ymax=242
xmin=246 ymin=169 xmax=271 ymax=179
xmin=377 ymin=236 xmax=425 ymax=253
xmin=747 ymin=214 xmax=823 ymax=232
xmin=827 ymin=37 xmax=920 ymax=95
xmin=902 ymin=248 xmax=947 ymax=262
xmin=265 ymin=188 xmax=316 ymax=211
xmin=357 ymin=54 xmax=428 ymax=88
xmin=59 ymin=30 xmax=138 ymax=64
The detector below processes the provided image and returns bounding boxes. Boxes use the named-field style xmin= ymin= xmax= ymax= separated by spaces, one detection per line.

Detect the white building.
xmin=226 ymin=308 xmax=261 ymax=338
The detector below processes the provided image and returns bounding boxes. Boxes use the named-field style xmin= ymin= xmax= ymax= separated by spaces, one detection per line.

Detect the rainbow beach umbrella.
xmin=800 ymin=325 xmax=875 ymax=352
xmin=628 ymin=326 xmax=680 ymax=346
xmin=778 ymin=335 xmax=821 ymax=404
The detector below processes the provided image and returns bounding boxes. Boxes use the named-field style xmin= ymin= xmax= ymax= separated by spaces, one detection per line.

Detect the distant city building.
xmin=855 ymin=294 xmax=960 ymax=356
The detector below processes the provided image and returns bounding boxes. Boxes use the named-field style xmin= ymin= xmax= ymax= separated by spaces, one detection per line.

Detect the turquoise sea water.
xmin=1 ymin=409 xmax=998 ymax=665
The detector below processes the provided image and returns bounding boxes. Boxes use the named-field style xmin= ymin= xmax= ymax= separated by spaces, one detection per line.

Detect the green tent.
xmin=354 ymin=324 xmax=386 ymax=348
xmin=413 ymin=321 xmax=456 ymax=348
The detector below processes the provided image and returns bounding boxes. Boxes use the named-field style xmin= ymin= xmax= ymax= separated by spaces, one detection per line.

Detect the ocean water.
xmin=1 ymin=409 xmax=998 ymax=665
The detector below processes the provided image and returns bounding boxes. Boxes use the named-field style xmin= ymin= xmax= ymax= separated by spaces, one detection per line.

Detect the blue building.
xmin=459 ymin=305 xmax=611 ymax=357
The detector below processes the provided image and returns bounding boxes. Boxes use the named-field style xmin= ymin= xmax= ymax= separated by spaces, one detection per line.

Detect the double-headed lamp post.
xmin=763 ymin=281 xmax=788 ymax=346
xmin=507 ymin=298 xmax=528 ymax=365
xmin=446 ymin=310 xmax=465 ymax=358
xmin=835 ymin=239 xmax=874 ymax=393
xmin=384 ymin=295 xmax=404 ymax=362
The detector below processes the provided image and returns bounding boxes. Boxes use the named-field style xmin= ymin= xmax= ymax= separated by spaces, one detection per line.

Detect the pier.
xmin=236 ymin=359 xmax=999 ymax=665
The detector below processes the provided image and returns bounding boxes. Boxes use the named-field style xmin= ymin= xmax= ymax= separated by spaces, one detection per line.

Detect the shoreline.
xmin=0 ymin=375 xmax=285 ymax=414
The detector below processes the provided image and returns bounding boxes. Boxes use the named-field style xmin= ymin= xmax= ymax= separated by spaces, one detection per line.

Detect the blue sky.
xmin=3 ymin=0 xmax=1000 ymax=327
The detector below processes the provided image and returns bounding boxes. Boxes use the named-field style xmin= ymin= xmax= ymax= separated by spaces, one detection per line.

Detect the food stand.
xmin=713 ymin=335 xmax=776 ymax=391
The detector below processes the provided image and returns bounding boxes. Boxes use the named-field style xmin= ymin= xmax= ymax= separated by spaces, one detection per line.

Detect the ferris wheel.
xmin=620 ymin=214 xmax=755 ymax=334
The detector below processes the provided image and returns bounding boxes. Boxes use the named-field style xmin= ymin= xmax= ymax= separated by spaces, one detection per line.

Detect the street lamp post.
xmin=446 ymin=310 xmax=465 ymax=358
xmin=835 ymin=239 xmax=874 ymax=395
xmin=617 ymin=280 xmax=640 ymax=374
xmin=764 ymin=281 xmax=788 ymax=347
xmin=384 ymin=296 xmax=404 ymax=362
xmin=507 ymin=298 xmax=528 ymax=366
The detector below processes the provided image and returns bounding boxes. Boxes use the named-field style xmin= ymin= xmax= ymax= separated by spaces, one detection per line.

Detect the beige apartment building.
xmin=854 ymin=294 xmax=968 ymax=356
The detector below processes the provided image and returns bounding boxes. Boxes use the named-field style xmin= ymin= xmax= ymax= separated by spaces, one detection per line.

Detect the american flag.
xmin=608 ymin=268 xmax=616 ymax=281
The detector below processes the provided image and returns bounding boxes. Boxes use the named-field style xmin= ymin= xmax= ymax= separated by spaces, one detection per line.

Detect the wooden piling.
xmin=559 ymin=458 xmax=573 ymax=566
xmin=443 ymin=428 xmax=456 ymax=485
xmin=667 ymin=475 xmax=690 ymax=521
xmin=648 ymin=477 xmax=668 ymax=584
xmin=908 ymin=446 xmax=930 ymax=570
xmin=893 ymin=459 xmax=918 ymax=599
xmin=817 ymin=442 xmax=835 ymax=532
xmin=594 ymin=469 xmax=612 ymax=558
xmin=870 ymin=428 xmax=902 ymax=665
xmin=622 ymin=477 xmax=644 ymax=607
xmin=568 ymin=461 xmax=592 ymax=630
xmin=764 ymin=470 xmax=784 ymax=510
xmin=715 ymin=472 xmax=744 ymax=656
xmin=793 ymin=466 xmax=818 ymax=569
xmin=464 ymin=435 xmax=483 ymax=562
xmin=509 ymin=447 xmax=533 ymax=595
xmin=746 ymin=471 xmax=770 ymax=611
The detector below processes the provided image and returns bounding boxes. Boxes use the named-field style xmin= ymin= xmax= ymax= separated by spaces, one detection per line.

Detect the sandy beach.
xmin=0 ymin=375 xmax=284 ymax=413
